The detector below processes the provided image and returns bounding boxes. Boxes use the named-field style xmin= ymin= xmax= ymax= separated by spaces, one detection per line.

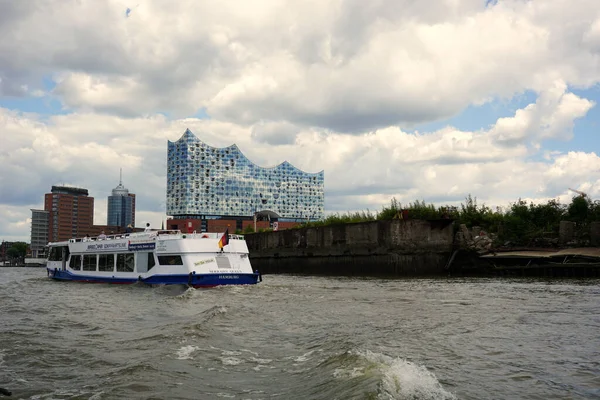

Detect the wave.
xmin=358 ymin=350 xmax=456 ymax=400
xmin=176 ymin=345 xmax=199 ymax=360
xmin=299 ymin=348 xmax=456 ymax=400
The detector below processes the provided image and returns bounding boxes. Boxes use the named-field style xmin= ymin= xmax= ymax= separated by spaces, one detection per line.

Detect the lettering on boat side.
xmin=128 ymin=242 xmax=156 ymax=251
xmin=156 ymin=241 xmax=168 ymax=252
xmin=86 ymin=243 xmax=127 ymax=251
xmin=218 ymin=275 xmax=239 ymax=279
xmin=209 ymin=269 xmax=243 ymax=274
xmin=194 ymin=258 xmax=215 ymax=266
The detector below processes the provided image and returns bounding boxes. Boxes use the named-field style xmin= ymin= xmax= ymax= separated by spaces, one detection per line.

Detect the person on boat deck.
xmin=83 ymin=234 xmax=90 ymax=242
xmin=144 ymin=223 xmax=151 ymax=232
xmin=98 ymin=231 xmax=107 ymax=240
xmin=125 ymin=224 xmax=133 ymax=234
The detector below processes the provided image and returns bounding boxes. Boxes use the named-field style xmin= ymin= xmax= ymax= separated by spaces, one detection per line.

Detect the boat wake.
xmin=309 ymin=348 xmax=456 ymax=400
xmin=358 ymin=350 xmax=456 ymax=400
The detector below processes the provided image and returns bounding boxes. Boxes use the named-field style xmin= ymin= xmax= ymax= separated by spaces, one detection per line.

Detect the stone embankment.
xmin=246 ymin=219 xmax=600 ymax=277
xmin=245 ymin=219 xmax=454 ymax=276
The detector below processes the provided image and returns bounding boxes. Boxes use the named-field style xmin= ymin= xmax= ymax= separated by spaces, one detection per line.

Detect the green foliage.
xmin=406 ymin=199 xmax=442 ymax=220
xmin=292 ymin=193 xmax=599 ymax=247
xmin=589 ymin=200 xmax=600 ymax=221
xmin=7 ymin=242 xmax=28 ymax=258
xmin=378 ymin=197 xmax=402 ymax=220
xmin=458 ymin=195 xmax=494 ymax=228
xmin=243 ymin=224 xmax=255 ymax=234
xmin=303 ymin=210 xmax=377 ymax=228
xmin=567 ymin=195 xmax=589 ymax=223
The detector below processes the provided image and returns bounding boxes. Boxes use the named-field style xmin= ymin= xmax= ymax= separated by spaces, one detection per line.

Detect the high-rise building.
xmin=30 ymin=209 xmax=49 ymax=258
xmin=107 ymin=171 xmax=136 ymax=228
xmin=166 ymin=129 xmax=324 ymax=232
xmin=44 ymin=186 xmax=94 ymax=242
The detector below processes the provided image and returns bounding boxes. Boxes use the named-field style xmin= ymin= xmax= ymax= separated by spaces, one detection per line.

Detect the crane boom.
xmin=568 ymin=188 xmax=587 ymax=197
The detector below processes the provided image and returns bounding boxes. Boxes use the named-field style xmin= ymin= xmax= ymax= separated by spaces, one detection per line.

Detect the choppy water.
xmin=0 ymin=268 xmax=599 ymax=400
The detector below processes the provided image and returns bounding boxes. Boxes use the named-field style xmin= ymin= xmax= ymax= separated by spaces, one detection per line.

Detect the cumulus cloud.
xmin=251 ymin=121 xmax=301 ymax=145
xmin=490 ymin=81 xmax=595 ymax=146
xmin=1 ymin=0 xmax=600 ymax=242
xmin=2 ymin=73 xmax=597 ymax=241
xmin=0 ymin=0 xmax=599 ymax=129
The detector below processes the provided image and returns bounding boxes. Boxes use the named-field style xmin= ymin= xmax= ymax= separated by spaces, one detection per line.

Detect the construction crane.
xmin=568 ymin=188 xmax=587 ymax=198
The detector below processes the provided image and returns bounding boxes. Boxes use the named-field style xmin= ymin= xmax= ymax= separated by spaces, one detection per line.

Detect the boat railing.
xmin=182 ymin=231 xmax=245 ymax=240
xmin=67 ymin=230 xmax=245 ymax=243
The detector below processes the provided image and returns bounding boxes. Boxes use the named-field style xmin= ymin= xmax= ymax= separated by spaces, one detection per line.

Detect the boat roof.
xmin=47 ymin=230 xmax=240 ymax=246
xmin=47 ymin=230 xmax=183 ymax=246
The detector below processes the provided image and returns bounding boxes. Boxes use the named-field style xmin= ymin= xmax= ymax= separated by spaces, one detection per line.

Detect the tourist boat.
xmin=45 ymin=230 xmax=261 ymax=287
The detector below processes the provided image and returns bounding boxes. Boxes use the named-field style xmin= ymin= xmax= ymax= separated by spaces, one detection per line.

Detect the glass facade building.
xmin=107 ymin=177 xmax=136 ymax=228
xmin=167 ymin=129 xmax=324 ymax=221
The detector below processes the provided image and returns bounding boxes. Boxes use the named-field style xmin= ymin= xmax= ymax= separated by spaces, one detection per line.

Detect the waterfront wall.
xmin=245 ymin=219 xmax=454 ymax=276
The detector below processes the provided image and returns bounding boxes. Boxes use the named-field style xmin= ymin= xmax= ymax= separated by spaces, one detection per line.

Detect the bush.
xmin=292 ymin=193 xmax=597 ymax=247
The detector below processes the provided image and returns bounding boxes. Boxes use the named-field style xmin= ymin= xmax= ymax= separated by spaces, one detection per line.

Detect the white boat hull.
xmin=45 ymin=231 xmax=261 ymax=287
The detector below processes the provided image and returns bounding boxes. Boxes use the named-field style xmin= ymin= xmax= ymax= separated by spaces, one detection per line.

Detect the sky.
xmin=1 ymin=0 xmax=600 ymax=243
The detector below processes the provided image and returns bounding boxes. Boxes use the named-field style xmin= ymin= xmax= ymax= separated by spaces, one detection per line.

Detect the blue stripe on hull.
xmin=47 ymin=268 xmax=261 ymax=286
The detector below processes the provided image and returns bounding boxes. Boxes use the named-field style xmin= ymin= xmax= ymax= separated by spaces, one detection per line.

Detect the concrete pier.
xmin=245 ymin=219 xmax=454 ymax=276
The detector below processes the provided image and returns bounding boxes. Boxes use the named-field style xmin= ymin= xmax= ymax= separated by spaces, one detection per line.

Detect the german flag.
xmin=218 ymin=229 xmax=229 ymax=249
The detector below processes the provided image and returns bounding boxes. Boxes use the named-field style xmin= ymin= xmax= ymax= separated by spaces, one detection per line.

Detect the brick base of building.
xmin=167 ymin=218 xmax=301 ymax=234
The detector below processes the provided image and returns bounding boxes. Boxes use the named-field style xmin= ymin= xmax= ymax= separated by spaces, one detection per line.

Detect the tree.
xmin=567 ymin=195 xmax=590 ymax=223
xmin=7 ymin=242 xmax=28 ymax=259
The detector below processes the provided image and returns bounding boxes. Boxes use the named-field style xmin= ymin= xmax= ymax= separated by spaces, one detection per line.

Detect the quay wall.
xmin=245 ymin=219 xmax=454 ymax=276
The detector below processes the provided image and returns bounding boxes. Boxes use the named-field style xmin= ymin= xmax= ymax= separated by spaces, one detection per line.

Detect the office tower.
xmin=30 ymin=209 xmax=49 ymax=257
xmin=44 ymin=186 xmax=94 ymax=242
xmin=107 ymin=170 xmax=136 ymax=228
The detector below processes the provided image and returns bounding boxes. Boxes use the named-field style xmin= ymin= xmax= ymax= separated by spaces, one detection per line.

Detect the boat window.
xmin=83 ymin=255 xmax=97 ymax=271
xmin=117 ymin=253 xmax=134 ymax=272
xmin=158 ymin=255 xmax=183 ymax=265
xmin=148 ymin=253 xmax=156 ymax=270
xmin=98 ymin=254 xmax=115 ymax=272
xmin=69 ymin=255 xmax=82 ymax=270
xmin=48 ymin=247 xmax=63 ymax=261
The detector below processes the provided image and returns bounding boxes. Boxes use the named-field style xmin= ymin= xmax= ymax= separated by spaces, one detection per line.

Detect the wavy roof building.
xmin=166 ymin=129 xmax=324 ymax=223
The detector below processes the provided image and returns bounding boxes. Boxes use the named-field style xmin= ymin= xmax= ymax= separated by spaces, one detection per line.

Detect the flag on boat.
xmin=218 ymin=229 xmax=229 ymax=249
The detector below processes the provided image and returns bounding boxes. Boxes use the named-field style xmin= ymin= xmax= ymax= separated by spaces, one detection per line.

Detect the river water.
xmin=0 ymin=267 xmax=599 ymax=400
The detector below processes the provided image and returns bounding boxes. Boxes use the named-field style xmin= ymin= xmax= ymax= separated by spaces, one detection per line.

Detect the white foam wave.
xmin=215 ymin=392 xmax=236 ymax=398
xmin=292 ymin=350 xmax=316 ymax=363
xmin=176 ymin=345 xmax=199 ymax=360
xmin=176 ymin=286 xmax=196 ymax=298
xmin=353 ymin=350 xmax=456 ymax=400
xmin=220 ymin=357 xmax=243 ymax=365
xmin=333 ymin=367 xmax=365 ymax=379
xmin=249 ymin=356 xmax=273 ymax=364
xmin=202 ymin=305 xmax=228 ymax=319
xmin=221 ymin=350 xmax=242 ymax=356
